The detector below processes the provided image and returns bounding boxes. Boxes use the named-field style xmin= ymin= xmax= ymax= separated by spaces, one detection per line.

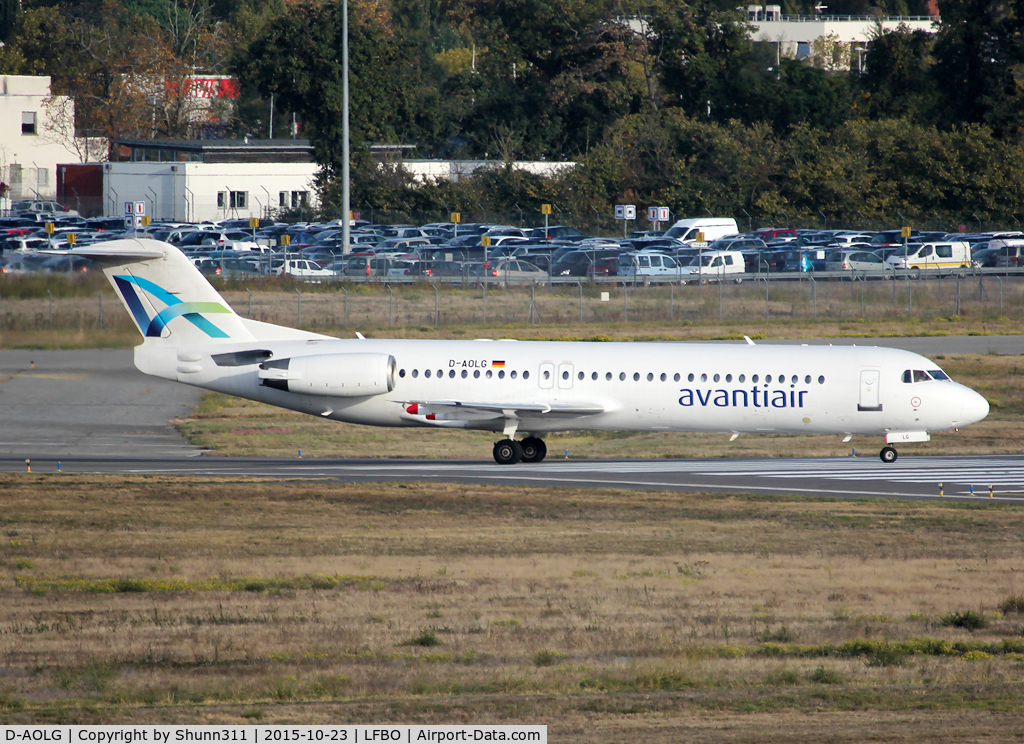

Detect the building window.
xmin=22 ymin=112 xmax=37 ymax=135
xmin=291 ymin=191 xmax=308 ymax=208
xmin=36 ymin=168 xmax=49 ymax=187
xmin=220 ymin=191 xmax=247 ymax=209
xmin=279 ymin=192 xmax=287 ymax=207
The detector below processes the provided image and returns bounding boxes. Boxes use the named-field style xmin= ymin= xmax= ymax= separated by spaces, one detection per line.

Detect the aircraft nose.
xmin=958 ymin=387 xmax=990 ymax=426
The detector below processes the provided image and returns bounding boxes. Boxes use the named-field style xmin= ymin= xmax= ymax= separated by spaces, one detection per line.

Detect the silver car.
xmin=825 ymin=250 xmax=894 ymax=274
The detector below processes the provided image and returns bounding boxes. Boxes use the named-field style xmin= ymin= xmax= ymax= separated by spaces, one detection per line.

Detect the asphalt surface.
xmin=0 ymin=349 xmax=202 ymax=458
xmin=2 ymin=453 xmax=1022 ymax=503
xmin=1 ymin=337 xmax=1021 ymax=502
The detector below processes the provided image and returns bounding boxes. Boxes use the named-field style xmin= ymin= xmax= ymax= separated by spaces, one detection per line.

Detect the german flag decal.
xmin=492 ymin=360 xmax=505 ymax=368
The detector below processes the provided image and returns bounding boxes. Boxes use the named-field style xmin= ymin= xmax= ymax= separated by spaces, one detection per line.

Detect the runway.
xmin=3 ymin=453 xmax=1023 ymax=503
xmin=1 ymin=340 xmax=1022 ymax=503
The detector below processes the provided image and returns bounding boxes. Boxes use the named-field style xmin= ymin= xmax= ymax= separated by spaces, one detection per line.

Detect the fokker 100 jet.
xmin=62 ymin=239 xmax=989 ymax=464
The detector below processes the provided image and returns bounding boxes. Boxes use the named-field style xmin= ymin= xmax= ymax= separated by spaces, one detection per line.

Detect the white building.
xmin=0 ymin=75 xmax=102 ymax=205
xmin=747 ymin=6 xmax=938 ymax=67
xmin=399 ymin=159 xmax=575 ymax=183
xmin=103 ymin=139 xmax=319 ymax=222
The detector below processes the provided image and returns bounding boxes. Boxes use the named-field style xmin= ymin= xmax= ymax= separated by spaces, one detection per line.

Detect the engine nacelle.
xmin=258 ymin=353 xmax=396 ymax=397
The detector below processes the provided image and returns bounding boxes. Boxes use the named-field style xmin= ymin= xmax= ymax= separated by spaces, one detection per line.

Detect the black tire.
xmin=880 ymin=446 xmax=898 ymax=464
xmin=520 ymin=436 xmax=547 ymax=463
xmin=493 ymin=439 xmax=523 ymax=465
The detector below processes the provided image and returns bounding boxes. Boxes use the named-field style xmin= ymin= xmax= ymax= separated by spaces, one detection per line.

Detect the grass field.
xmin=2 ymin=475 xmax=1024 ymax=740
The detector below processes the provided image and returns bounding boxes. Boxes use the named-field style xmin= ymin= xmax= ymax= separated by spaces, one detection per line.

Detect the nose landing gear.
xmin=880 ymin=446 xmax=898 ymax=464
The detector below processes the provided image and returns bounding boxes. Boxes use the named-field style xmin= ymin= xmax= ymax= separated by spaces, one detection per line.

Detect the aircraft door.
xmin=558 ymin=363 xmax=574 ymax=389
xmin=858 ymin=369 xmax=882 ymax=411
xmin=538 ymin=362 xmax=554 ymax=389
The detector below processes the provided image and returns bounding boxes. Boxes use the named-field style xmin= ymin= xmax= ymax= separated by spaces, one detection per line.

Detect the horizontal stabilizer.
xmin=41 ymin=247 xmax=165 ymax=261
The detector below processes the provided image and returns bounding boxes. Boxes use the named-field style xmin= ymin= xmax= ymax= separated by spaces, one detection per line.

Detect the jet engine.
xmin=258 ymin=353 xmax=396 ymax=397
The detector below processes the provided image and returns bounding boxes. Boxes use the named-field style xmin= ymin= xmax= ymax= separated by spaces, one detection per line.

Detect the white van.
xmin=664 ymin=217 xmax=739 ymax=244
xmin=678 ymin=250 xmax=745 ymax=283
xmin=619 ymin=250 xmax=684 ymax=280
xmin=885 ymin=241 xmax=971 ymax=270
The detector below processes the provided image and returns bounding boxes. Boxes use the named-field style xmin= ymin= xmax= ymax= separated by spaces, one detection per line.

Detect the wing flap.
xmin=401 ymin=401 xmax=606 ymax=419
xmin=401 ymin=399 xmax=606 ymax=423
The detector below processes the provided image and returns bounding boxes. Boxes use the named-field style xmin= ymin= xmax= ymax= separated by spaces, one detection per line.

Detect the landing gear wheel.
xmin=880 ymin=446 xmax=898 ymax=464
xmin=520 ymin=436 xmax=547 ymax=463
xmin=493 ymin=438 xmax=524 ymax=465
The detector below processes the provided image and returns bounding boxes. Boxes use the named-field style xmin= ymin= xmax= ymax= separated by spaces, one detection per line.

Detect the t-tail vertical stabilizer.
xmin=74 ymin=238 xmax=256 ymax=345
xmin=60 ymin=238 xmax=329 ymax=381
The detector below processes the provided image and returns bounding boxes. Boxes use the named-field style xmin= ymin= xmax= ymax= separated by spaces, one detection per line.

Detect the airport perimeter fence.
xmin=3 ymin=272 xmax=1023 ymax=334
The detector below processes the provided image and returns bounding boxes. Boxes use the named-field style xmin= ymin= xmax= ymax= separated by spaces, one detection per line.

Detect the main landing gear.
xmin=880 ymin=446 xmax=898 ymax=464
xmin=493 ymin=436 xmax=547 ymax=464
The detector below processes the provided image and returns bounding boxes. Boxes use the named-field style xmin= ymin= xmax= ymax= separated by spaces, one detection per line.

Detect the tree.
xmin=649 ymin=0 xmax=754 ymax=122
xmin=48 ymin=1 xmax=179 ymax=148
xmin=930 ymin=0 xmax=1024 ymax=134
xmin=440 ymin=0 xmax=643 ymax=158
xmin=0 ymin=0 xmax=19 ymax=43
xmin=235 ymin=1 xmax=437 ymax=178
xmin=858 ymin=25 xmax=937 ymax=121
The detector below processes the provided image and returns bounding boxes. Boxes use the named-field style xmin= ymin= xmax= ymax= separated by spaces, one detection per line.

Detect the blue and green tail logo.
xmin=114 ymin=275 xmax=231 ymax=338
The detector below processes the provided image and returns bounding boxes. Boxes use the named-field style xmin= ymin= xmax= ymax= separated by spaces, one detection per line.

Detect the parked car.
xmin=740 ymin=249 xmax=782 ymax=273
xmin=199 ymin=257 xmax=263 ymax=278
xmin=0 ymin=253 xmax=52 ymax=274
xmin=707 ymin=237 xmax=768 ymax=252
xmin=678 ymin=250 xmax=745 ymax=283
xmin=751 ymin=227 xmax=797 ymax=242
xmin=479 ymin=259 xmax=548 ymax=282
xmin=884 ymin=242 xmax=972 ymax=270
xmin=619 ymin=251 xmax=684 ymax=280
xmin=771 ymin=248 xmax=818 ymax=272
xmin=826 ymin=250 xmax=895 ymax=274
xmin=342 ymin=254 xmax=394 ymax=277
xmin=528 ymin=225 xmax=588 ymax=242
xmin=989 ymin=239 xmax=1024 ymax=268
xmin=277 ymin=259 xmax=335 ymax=280
xmin=550 ymin=248 xmax=622 ymax=277
xmin=871 ymin=229 xmax=920 ymax=247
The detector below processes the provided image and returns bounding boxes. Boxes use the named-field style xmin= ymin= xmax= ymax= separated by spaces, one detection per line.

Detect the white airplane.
xmin=65 ymin=239 xmax=990 ymax=465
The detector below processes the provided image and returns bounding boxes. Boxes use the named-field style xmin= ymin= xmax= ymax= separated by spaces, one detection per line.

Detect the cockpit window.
xmin=903 ymin=369 xmax=938 ymax=383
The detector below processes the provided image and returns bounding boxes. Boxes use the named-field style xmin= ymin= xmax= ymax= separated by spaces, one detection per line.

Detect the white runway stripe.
xmin=177 ymin=456 xmax=1024 ymax=489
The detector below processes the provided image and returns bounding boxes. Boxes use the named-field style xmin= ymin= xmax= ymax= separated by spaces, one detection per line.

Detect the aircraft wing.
xmin=401 ymin=399 xmax=606 ymax=423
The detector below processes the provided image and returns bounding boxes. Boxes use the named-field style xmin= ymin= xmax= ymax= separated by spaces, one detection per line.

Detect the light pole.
xmin=854 ymin=46 xmax=866 ymax=74
xmin=341 ymin=0 xmax=351 ymax=255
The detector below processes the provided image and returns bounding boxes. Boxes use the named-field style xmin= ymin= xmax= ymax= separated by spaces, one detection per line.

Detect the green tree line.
xmin=2 ymin=0 xmax=1023 ymax=227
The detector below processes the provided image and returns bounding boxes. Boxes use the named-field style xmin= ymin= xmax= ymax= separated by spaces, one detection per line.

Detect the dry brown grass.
xmin=2 ymin=475 xmax=1024 ymax=739
xmin=3 ymin=277 xmax=1024 ymax=348
xmin=177 ymin=353 xmax=1024 ymax=459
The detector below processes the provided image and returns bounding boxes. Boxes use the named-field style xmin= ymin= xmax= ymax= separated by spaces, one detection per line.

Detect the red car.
xmin=752 ymin=227 xmax=797 ymax=242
